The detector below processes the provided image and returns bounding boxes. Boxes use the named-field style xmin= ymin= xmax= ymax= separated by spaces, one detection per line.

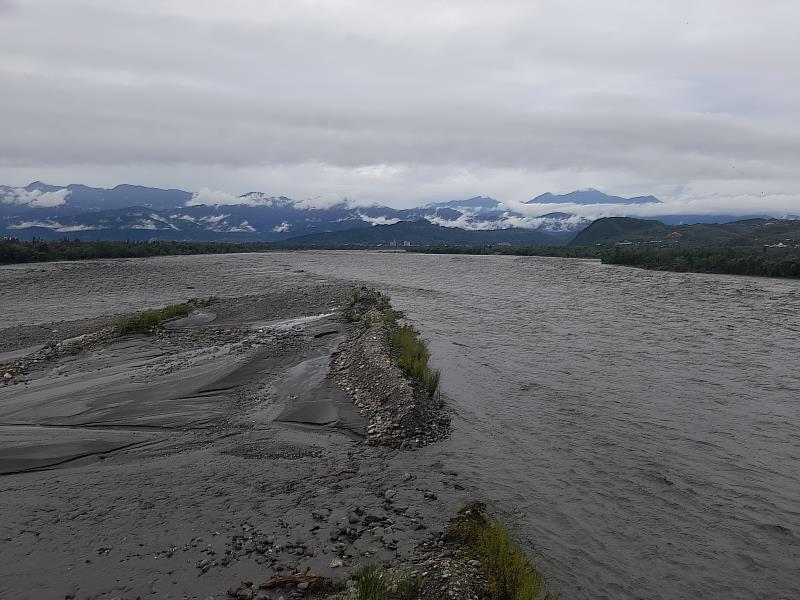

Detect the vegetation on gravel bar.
xmin=115 ymin=303 xmax=193 ymax=334
xmin=345 ymin=287 xmax=440 ymax=397
xmin=445 ymin=502 xmax=559 ymax=600
xmin=390 ymin=325 xmax=440 ymax=398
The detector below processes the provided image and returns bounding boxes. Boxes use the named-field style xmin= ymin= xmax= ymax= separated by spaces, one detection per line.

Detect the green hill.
xmin=571 ymin=217 xmax=800 ymax=247
xmin=279 ymin=219 xmax=570 ymax=247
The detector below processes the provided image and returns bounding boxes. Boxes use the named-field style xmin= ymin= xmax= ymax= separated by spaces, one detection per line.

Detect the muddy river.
xmin=2 ymin=251 xmax=798 ymax=599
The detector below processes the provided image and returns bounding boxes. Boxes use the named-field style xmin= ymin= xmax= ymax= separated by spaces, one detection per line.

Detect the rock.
xmin=238 ymin=589 xmax=254 ymax=600
xmin=297 ymin=582 xmax=309 ymax=591
xmin=402 ymin=472 xmax=414 ymax=482
xmin=384 ymin=489 xmax=397 ymax=499
xmin=2 ymin=372 xmax=13 ymax=383
xmin=348 ymin=512 xmax=360 ymax=524
xmin=345 ymin=580 xmax=356 ymax=590
xmin=329 ymin=558 xmax=343 ymax=568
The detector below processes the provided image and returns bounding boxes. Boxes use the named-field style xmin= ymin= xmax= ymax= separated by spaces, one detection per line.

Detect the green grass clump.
xmin=478 ymin=523 xmax=546 ymax=600
xmin=344 ymin=287 xmax=392 ymax=322
xmin=352 ymin=565 xmax=390 ymax=600
xmin=115 ymin=303 xmax=193 ymax=334
xmin=390 ymin=325 xmax=440 ymax=397
xmin=343 ymin=286 xmax=441 ymax=397
xmin=445 ymin=502 xmax=557 ymax=600
xmin=342 ymin=565 xmax=423 ymax=600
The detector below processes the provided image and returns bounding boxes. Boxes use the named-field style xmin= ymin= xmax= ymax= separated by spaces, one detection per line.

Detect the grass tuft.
xmin=352 ymin=565 xmax=391 ymax=600
xmin=344 ymin=287 xmax=392 ymax=322
xmin=445 ymin=502 xmax=558 ymax=600
xmin=344 ymin=286 xmax=441 ymax=398
xmin=390 ymin=325 xmax=440 ymax=397
xmin=478 ymin=523 xmax=545 ymax=600
xmin=115 ymin=303 xmax=193 ymax=335
xmin=344 ymin=565 xmax=424 ymax=600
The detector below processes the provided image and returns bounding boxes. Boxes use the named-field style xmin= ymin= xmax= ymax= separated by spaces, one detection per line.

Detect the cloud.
xmin=0 ymin=1 xmax=798 ymax=211
xmin=357 ymin=213 xmax=401 ymax=226
xmin=290 ymin=194 xmax=350 ymax=210
xmin=1 ymin=187 xmax=70 ymax=208
xmin=7 ymin=219 xmax=103 ymax=231
xmin=187 ymin=188 xmax=255 ymax=207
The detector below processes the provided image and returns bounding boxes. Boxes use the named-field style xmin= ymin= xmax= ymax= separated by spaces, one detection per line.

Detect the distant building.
xmin=402 ymin=241 xmax=412 ymax=247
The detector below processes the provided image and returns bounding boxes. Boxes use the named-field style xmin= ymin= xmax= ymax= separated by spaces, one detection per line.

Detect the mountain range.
xmin=0 ymin=182 xmax=782 ymax=245
xmin=0 ymin=182 xmax=594 ymax=242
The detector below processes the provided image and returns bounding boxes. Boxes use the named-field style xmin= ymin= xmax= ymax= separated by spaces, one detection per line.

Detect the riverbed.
xmin=2 ymin=251 xmax=799 ymax=599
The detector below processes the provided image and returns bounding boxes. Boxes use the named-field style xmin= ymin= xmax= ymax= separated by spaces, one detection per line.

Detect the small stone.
xmin=384 ymin=489 xmax=397 ymax=499
xmin=297 ymin=582 xmax=309 ymax=591
xmin=329 ymin=558 xmax=343 ymax=568
xmin=2 ymin=372 xmax=13 ymax=382
xmin=348 ymin=513 xmax=360 ymax=524
xmin=401 ymin=472 xmax=414 ymax=482
xmin=345 ymin=580 xmax=356 ymax=590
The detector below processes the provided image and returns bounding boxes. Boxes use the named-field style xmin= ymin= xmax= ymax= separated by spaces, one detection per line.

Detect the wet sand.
xmin=0 ymin=274 xmax=471 ymax=599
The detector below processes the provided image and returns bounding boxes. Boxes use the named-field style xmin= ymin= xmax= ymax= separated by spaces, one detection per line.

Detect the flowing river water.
xmin=2 ymin=251 xmax=799 ymax=599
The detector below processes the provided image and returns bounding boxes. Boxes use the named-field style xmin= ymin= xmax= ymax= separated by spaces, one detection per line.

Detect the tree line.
xmin=407 ymin=245 xmax=800 ymax=278
xmin=0 ymin=238 xmax=277 ymax=264
xmin=602 ymin=246 xmax=800 ymax=278
xmin=3 ymin=237 xmax=799 ymax=279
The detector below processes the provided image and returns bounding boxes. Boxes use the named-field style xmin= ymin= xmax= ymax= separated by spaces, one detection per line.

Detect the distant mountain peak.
xmin=25 ymin=181 xmax=62 ymax=192
xmin=424 ymin=196 xmax=501 ymax=213
xmin=527 ymin=189 xmax=661 ymax=205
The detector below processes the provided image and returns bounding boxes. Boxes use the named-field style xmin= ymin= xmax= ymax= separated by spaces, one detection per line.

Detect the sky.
xmin=1 ymin=0 xmax=799 ymax=215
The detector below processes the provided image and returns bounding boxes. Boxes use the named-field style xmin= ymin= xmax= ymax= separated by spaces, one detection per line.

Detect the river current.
xmin=2 ymin=251 xmax=799 ymax=598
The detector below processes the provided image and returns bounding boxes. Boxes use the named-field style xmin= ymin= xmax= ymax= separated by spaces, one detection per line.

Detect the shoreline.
xmin=0 ymin=277 xmax=556 ymax=599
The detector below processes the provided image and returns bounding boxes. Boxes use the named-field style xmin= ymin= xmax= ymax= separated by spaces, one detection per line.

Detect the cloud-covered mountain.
xmin=0 ymin=183 xmax=593 ymax=242
xmin=278 ymin=219 xmax=570 ymax=247
xmin=3 ymin=182 xmax=774 ymax=245
xmin=527 ymin=189 xmax=661 ymax=205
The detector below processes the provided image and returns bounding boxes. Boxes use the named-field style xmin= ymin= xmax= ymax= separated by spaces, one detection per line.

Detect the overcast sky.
xmin=1 ymin=0 xmax=799 ymax=213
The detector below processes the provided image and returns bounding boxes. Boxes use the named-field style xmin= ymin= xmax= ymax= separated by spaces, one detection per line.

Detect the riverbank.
xmin=225 ymin=501 xmax=558 ymax=600
xmin=0 ymin=274 xmax=554 ymax=599
xmin=5 ymin=251 xmax=795 ymax=599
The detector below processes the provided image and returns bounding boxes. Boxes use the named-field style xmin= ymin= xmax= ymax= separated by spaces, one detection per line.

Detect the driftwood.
xmin=259 ymin=572 xmax=330 ymax=590
xmin=319 ymin=468 xmax=356 ymax=479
